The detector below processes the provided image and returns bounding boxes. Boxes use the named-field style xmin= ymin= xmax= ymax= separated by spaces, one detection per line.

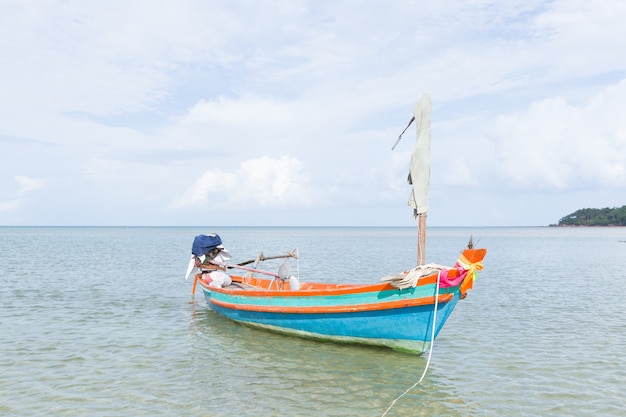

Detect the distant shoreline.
xmin=555 ymin=206 xmax=626 ymax=227
xmin=550 ymin=224 xmax=626 ymax=228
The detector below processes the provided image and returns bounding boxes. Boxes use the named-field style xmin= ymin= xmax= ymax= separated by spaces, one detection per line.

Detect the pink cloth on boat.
xmin=438 ymin=263 xmax=469 ymax=288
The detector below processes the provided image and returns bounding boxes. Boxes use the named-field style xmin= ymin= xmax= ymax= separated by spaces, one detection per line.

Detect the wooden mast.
xmin=418 ymin=213 xmax=427 ymax=265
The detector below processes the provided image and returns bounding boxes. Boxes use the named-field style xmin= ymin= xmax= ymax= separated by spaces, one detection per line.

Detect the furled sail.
xmin=407 ymin=93 xmax=432 ymax=218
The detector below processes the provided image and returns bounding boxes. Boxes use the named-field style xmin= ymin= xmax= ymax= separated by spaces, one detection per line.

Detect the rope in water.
xmin=380 ymin=269 xmax=442 ymax=417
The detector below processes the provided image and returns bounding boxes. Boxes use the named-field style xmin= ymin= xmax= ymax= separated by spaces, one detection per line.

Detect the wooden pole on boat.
xmin=237 ymin=250 xmax=298 ymax=267
xmin=209 ymin=260 xmax=282 ymax=279
xmin=417 ymin=213 xmax=427 ymax=265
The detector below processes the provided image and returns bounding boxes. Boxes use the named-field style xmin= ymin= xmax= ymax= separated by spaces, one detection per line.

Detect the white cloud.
xmin=490 ymin=80 xmax=626 ymax=189
xmin=183 ymin=97 xmax=293 ymax=126
xmin=533 ymin=0 xmax=626 ymax=79
xmin=0 ymin=176 xmax=47 ymax=215
xmin=174 ymin=155 xmax=319 ymax=210
xmin=0 ymin=199 xmax=21 ymax=215
xmin=15 ymin=175 xmax=45 ymax=195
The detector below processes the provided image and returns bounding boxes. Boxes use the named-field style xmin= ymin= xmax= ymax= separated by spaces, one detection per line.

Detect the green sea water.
xmin=1 ymin=226 xmax=625 ymax=416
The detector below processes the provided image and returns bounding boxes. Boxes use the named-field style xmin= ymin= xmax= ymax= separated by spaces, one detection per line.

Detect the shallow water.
xmin=1 ymin=226 xmax=625 ymax=416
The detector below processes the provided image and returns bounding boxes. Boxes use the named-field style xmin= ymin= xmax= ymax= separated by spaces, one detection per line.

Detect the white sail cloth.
xmin=407 ymin=93 xmax=432 ymax=218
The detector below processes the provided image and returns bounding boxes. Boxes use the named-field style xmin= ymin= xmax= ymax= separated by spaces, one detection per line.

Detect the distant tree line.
xmin=556 ymin=205 xmax=626 ymax=226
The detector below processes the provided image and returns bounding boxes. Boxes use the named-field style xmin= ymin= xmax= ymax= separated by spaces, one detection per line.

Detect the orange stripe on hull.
xmin=209 ymin=293 xmax=453 ymax=314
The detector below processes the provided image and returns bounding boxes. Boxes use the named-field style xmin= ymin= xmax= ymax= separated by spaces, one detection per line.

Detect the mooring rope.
xmin=380 ymin=269 xmax=442 ymax=417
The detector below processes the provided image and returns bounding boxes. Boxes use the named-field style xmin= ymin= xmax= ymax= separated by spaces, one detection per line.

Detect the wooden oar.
xmin=208 ymin=260 xmax=283 ymax=279
xmin=236 ymin=249 xmax=298 ymax=266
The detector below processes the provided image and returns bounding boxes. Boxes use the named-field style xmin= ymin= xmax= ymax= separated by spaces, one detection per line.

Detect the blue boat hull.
xmin=196 ymin=247 xmax=486 ymax=354
xmin=202 ymin=288 xmax=461 ymax=354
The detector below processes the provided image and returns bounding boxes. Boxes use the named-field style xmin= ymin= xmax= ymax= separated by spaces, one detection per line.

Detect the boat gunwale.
xmin=197 ymin=273 xmax=441 ymax=297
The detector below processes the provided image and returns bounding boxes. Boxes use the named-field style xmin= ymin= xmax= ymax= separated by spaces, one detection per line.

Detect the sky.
xmin=1 ymin=0 xmax=625 ymax=227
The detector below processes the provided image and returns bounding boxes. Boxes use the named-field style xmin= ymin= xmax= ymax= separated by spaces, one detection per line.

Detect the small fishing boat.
xmin=186 ymin=94 xmax=486 ymax=354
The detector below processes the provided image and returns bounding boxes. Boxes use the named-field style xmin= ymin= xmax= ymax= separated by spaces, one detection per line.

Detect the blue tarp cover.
xmin=192 ymin=234 xmax=222 ymax=256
